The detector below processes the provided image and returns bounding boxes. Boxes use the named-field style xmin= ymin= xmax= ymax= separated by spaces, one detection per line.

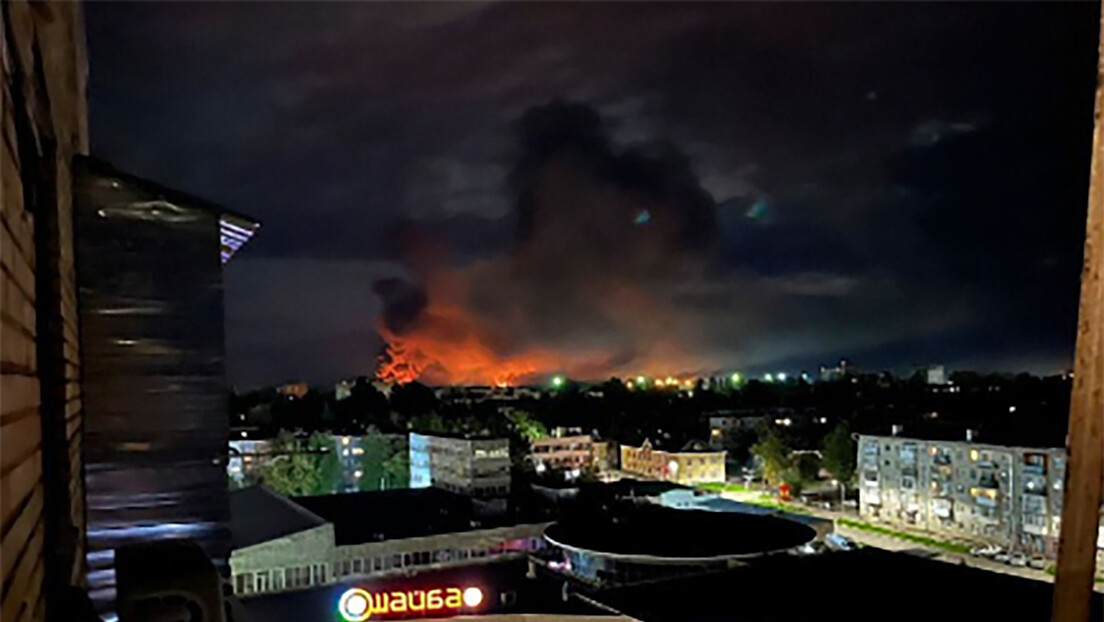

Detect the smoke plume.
xmin=376 ymin=100 xmax=720 ymax=385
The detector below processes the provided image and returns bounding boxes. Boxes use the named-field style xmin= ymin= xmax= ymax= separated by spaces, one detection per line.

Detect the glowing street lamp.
xmin=551 ymin=376 xmax=565 ymax=388
xmin=730 ymin=372 xmax=741 ymax=384
xmin=764 ymin=373 xmax=774 ymax=382
xmin=777 ymin=372 xmax=787 ymax=381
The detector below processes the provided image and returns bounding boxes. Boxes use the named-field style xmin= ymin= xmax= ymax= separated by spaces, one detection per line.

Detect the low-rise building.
xmin=410 ymin=433 xmax=512 ymax=499
xmin=530 ymin=435 xmax=595 ymax=474
xmin=619 ymin=440 xmax=725 ymax=485
xmin=228 ymin=486 xmax=548 ymax=597
xmin=857 ymin=431 xmax=1067 ymax=556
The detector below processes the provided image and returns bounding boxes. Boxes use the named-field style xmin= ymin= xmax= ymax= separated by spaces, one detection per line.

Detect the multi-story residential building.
xmin=530 ymin=435 xmax=595 ymax=474
xmin=619 ymin=440 xmax=725 ymax=485
xmin=858 ymin=431 xmax=1067 ymax=556
xmin=409 ymin=433 xmax=512 ymax=499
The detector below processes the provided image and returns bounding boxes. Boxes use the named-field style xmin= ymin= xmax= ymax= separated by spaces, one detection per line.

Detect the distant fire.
xmin=373 ymin=101 xmax=723 ymax=387
xmin=375 ymin=292 xmax=560 ymax=386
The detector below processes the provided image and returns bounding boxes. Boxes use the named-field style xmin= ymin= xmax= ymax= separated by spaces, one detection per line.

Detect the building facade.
xmin=857 ymin=433 xmax=1066 ymax=556
xmin=530 ymin=435 xmax=595 ymax=473
xmin=409 ymin=433 xmax=511 ymax=498
xmin=75 ymin=158 xmax=258 ymax=607
xmin=228 ymin=487 xmax=547 ymax=597
xmin=619 ymin=440 xmax=725 ymax=485
xmin=2 ymin=3 xmax=90 ymax=618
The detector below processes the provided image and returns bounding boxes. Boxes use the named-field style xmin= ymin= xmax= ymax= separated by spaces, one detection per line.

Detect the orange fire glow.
xmin=376 ymin=296 xmax=561 ymax=386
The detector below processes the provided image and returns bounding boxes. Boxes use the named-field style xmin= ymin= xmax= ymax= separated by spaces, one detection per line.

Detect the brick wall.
xmin=1 ymin=2 xmax=88 ymax=621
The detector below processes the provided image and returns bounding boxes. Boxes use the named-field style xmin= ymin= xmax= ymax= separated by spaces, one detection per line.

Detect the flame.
xmin=376 ymin=294 xmax=559 ymax=386
xmin=374 ymin=269 xmax=720 ymax=386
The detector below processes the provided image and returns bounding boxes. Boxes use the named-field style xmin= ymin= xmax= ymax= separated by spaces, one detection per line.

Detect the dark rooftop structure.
xmin=293 ymin=488 xmax=476 ymax=545
xmin=545 ymin=505 xmax=815 ymax=559
xmin=859 ymin=421 xmax=1067 ymax=448
xmin=229 ymin=486 xmax=328 ymax=549
xmin=587 ymin=547 xmax=1103 ymax=622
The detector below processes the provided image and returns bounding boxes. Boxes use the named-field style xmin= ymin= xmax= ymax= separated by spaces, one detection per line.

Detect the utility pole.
xmin=1052 ymin=3 xmax=1104 ymax=620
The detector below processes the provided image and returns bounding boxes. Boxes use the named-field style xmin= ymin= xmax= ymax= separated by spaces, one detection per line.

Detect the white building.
xmin=228 ymin=486 xmax=547 ymax=597
xmin=410 ymin=433 xmax=511 ymax=499
xmin=858 ymin=431 xmax=1069 ymax=557
xmin=926 ymin=365 xmax=948 ymax=385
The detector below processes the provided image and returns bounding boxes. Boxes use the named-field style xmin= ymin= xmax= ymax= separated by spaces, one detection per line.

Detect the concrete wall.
xmin=1 ymin=2 xmax=89 ymax=620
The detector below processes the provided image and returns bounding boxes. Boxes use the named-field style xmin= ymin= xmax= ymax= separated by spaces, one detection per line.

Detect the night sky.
xmin=85 ymin=2 xmax=1100 ymax=387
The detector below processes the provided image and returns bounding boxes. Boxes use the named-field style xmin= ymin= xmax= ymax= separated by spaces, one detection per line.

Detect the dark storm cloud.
xmin=84 ymin=2 xmax=1099 ymax=385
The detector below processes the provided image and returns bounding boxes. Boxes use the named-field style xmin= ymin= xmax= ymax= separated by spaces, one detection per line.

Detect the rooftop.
xmin=545 ymin=505 xmax=815 ymax=559
xmin=410 ymin=431 xmax=511 ymax=442
xmin=858 ymin=421 xmax=1066 ymax=449
xmin=230 ymin=486 xmax=328 ymax=549
xmin=590 ymin=547 xmax=1102 ymax=622
xmin=293 ymin=488 xmax=477 ymax=545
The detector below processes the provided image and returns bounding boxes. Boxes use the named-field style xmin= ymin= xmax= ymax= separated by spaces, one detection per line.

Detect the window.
xmin=285 ymin=568 xmax=295 ymax=587
xmin=273 ymin=570 xmax=284 ymax=591
xmin=393 ymin=554 xmax=403 ymax=568
xmin=342 ymin=560 xmax=351 ymax=575
xmin=403 ymin=553 xmax=412 ymax=566
xmin=353 ymin=558 xmax=362 ymax=573
xmin=235 ymin=574 xmax=245 ymax=594
xmin=373 ymin=557 xmax=383 ymax=572
xmin=256 ymin=571 xmax=269 ymax=593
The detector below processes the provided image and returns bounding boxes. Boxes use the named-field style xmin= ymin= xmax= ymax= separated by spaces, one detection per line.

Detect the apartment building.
xmin=620 ymin=440 xmax=725 ymax=485
xmin=858 ymin=431 xmax=1066 ymax=556
xmin=409 ymin=433 xmax=512 ymax=498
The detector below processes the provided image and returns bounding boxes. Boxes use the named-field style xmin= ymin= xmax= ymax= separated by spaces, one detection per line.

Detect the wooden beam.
xmin=1053 ymin=3 xmax=1104 ymax=621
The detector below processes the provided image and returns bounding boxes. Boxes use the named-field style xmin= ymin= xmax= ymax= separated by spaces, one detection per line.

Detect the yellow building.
xmin=620 ymin=439 xmax=725 ymax=484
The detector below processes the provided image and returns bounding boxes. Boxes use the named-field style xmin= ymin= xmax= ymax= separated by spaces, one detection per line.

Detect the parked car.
xmin=795 ymin=541 xmax=828 ymax=556
xmin=1028 ymin=557 xmax=1048 ymax=570
xmin=826 ymin=533 xmax=857 ymax=551
xmin=971 ymin=544 xmax=1002 ymax=558
xmin=1008 ymin=553 xmax=1028 ymax=567
xmin=994 ymin=552 xmax=1011 ymax=563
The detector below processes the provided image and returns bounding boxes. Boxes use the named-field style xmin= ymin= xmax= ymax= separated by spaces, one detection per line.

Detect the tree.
xmin=356 ymin=435 xmax=410 ymax=491
xmin=821 ymin=422 xmax=857 ymax=487
xmin=390 ymin=381 xmax=438 ymax=421
xmin=750 ymin=427 xmax=793 ymax=487
xmin=254 ymin=432 xmax=340 ymax=496
xmin=505 ymin=410 xmax=548 ymax=442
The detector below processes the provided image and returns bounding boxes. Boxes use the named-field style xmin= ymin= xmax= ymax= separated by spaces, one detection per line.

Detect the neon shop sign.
xmin=339 ymin=586 xmax=485 ymax=621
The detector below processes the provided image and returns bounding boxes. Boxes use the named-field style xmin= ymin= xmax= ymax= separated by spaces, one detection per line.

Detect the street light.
xmin=551 ymin=376 xmax=565 ymax=388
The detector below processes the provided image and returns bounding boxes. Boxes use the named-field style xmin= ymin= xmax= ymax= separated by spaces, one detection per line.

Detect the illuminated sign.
xmin=338 ymin=586 xmax=485 ymax=621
